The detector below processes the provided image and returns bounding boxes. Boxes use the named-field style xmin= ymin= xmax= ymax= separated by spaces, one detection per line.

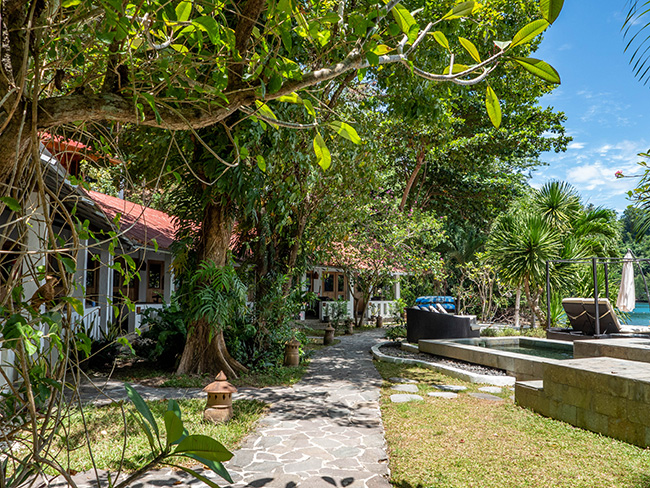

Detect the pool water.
xmin=623 ymin=302 xmax=650 ymax=326
xmin=482 ymin=344 xmax=574 ymax=360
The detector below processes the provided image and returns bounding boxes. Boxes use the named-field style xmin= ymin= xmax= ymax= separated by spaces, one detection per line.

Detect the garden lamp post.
xmin=284 ymin=338 xmax=300 ymax=367
xmin=203 ymin=371 xmax=237 ymax=423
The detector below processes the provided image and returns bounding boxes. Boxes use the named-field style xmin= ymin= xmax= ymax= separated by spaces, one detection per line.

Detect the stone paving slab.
xmin=478 ymin=386 xmax=503 ymax=394
xmin=434 ymin=384 xmax=467 ymax=392
xmin=428 ymin=392 xmax=458 ymax=399
xmin=391 ymin=384 xmax=419 ymax=393
xmin=390 ymin=394 xmax=423 ymax=403
xmin=469 ymin=392 xmax=503 ymax=402
xmin=55 ymin=329 xmax=392 ymax=488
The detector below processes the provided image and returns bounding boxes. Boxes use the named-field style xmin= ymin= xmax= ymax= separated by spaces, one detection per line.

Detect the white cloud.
xmin=567 ymin=142 xmax=586 ymax=150
xmin=534 ymin=138 xmax=649 ymax=212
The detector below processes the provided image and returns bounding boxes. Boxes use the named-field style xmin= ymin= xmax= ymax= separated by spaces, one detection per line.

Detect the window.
xmin=323 ymin=273 xmax=334 ymax=292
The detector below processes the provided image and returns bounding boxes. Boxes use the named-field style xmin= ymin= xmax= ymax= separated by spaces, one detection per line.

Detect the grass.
xmin=94 ymin=360 xmax=309 ymax=389
xmin=375 ymin=361 xmax=650 ymax=488
xmin=55 ymin=398 xmax=267 ymax=473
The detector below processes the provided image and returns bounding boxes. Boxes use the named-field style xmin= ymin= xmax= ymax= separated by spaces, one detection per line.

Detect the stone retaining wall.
xmin=516 ymin=357 xmax=650 ymax=447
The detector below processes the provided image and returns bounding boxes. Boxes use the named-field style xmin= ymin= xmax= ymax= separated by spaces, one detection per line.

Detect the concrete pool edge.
xmin=418 ymin=337 xmax=572 ymax=381
xmin=371 ymin=341 xmax=516 ymax=386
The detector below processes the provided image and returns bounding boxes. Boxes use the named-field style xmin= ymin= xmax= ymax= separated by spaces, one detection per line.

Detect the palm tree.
xmin=486 ymin=181 xmax=621 ymax=327
xmin=486 ymin=212 xmax=563 ymax=326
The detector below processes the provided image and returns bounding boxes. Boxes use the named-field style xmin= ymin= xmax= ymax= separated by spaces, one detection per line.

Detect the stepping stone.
xmin=390 ymin=377 xmax=418 ymax=384
xmin=390 ymin=394 xmax=423 ymax=403
xmin=434 ymin=384 xmax=467 ymax=392
xmin=428 ymin=392 xmax=458 ymax=399
xmin=392 ymin=384 xmax=419 ymax=393
xmin=469 ymin=392 xmax=503 ymax=402
xmin=478 ymin=386 xmax=503 ymax=394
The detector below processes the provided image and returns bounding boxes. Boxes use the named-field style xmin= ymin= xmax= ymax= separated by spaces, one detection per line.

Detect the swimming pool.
xmin=418 ymin=337 xmax=574 ymax=380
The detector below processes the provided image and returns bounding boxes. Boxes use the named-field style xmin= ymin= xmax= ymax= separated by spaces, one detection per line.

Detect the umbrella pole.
xmin=632 ymin=251 xmax=650 ymax=305
xmin=604 ymin=262 xmax=609 ymax=299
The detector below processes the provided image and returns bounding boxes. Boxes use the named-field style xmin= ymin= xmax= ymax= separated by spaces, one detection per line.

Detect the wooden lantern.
xmin=203 ymin=371 xmax=237 ymax=423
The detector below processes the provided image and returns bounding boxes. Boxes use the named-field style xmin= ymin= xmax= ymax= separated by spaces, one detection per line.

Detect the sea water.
xmin=621 ymin=302 xmax=650 ymax=326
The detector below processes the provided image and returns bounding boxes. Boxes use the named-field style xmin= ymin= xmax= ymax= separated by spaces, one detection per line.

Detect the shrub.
xmin=134 ymin=303 xmax=187 ymax=369
xmin=385 ymin=325 xmax=407 ymax=341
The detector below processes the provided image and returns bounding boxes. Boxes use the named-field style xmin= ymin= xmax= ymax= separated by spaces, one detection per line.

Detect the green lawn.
xmin=54 ymin=398 xmax=266 ymax=473
xmin=375 ymin=361 xmax=650 ymax=488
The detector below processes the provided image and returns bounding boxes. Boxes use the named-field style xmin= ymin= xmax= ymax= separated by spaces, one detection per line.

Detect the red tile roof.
xmin=87 ymin=190 xmax=176 ymax=250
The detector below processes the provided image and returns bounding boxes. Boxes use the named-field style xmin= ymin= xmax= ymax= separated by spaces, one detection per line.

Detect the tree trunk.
xmin=523 ymin=279 xmax=545 ymax=328
xmin=399 ymin=148 xmax=426 ymax=211
xmin=514 ymin=285 xmax=521 ymax=328
xmin=176 ymin=200 xmax=249 ymax=377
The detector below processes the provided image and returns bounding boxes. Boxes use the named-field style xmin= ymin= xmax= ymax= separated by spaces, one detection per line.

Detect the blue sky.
xmin=531 ymin=1 xmax=650 ymax=214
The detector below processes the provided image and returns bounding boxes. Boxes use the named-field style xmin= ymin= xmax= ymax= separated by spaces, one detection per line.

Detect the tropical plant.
xmin=485 ymin=181 xmax=620 ymax=327
xmin=136 ymin=302 xmax=188 ymax=369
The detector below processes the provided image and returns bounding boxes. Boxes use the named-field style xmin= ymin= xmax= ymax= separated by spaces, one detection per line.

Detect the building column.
xmin=98 ymin=247 xmax=114 ymax=332
xmin=394 ymin=279 xmax=401 ymax=300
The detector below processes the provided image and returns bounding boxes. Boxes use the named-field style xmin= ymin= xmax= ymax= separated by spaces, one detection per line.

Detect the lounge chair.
xmin=582 ymin=297 xmax=622 ymax=334
xmin=562 ymin=298 xmax=595 ymax=334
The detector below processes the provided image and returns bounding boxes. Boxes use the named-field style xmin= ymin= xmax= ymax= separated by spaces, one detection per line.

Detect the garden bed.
xmin=378 ymin=342 xmax=508 ymax=377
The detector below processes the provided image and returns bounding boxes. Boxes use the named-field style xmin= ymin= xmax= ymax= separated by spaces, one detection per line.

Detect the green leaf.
xmin=254 ymin=101 xmax=279 ymax=129
xmin=139 ymin=93 xmax=162 ymax=125
xmin=256 ymin=155 xmax=267 ymax=172
xmin=164 ymin=464 xmax=226 ymax=488
xmin=441 ymin=1 xmax=476 ymax=21
xmin=485 ymin=85 xmax=502 ymax=129
xmin=61 ymin=0 xmax=82 ymax=6
xmin=313 ymin=133 xmax=332 ymax=170
xmin=61 ymin=296 xmax=84 ymax=315
xmin=125 ymin=384 xmax=160 ymax=439
xmin=372 ymin=44 xmax=392 ymax=55
xmin=0 ymin=197 xmax=21 ymax=213
xmin=365 ymin=51 xmax=380 ymax=67
xmin=267 ymin=73 xmax=283 ymax=94
xmin=391 ymin=3 xmax=416 ymax=36
xmin=540 ymin=0 xmax=564 ymax=24
xmin=60 ymin=257 xmax=76 ymax=274
xmin=303 ymin=99 xmax=316 ymax=118
xmin=450 ymin=63 xmax=469 ymax=74
xmin=458 ymin=37 xmax=480 ymax=63
xmin=193 ymin=16 xmax=220 ymax=44
xmin=174 ymin=435 xmax=233 ymax=462
xmin=164 ymin=410 xmax=184 ymax=446
xmin=328 ymin=121 xmax=361 ymax=144
xmin=276 ymin=93 xmax=303 ymax=104
xmin=512 ymin=57 xmax=561 ymax=84
xmin=432 ymin=31 xmax=449 ymax=51
xmin=510 ymin=19 xmax=549 ymax=48
xmin=175 ymin=0 xmax=193 ymax=22
xmin=182 ymin=455 xmax=233 ymax=483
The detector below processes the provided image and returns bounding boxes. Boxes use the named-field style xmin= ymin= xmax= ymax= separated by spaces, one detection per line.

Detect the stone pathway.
xmin=57 ymin=329 xmax=391 ymax=488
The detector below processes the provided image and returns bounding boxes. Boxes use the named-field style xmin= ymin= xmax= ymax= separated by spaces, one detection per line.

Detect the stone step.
xmin=516 ymin=380 xmax=544 ymax=392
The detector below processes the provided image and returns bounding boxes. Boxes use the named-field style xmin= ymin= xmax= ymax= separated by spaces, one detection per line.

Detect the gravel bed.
xmin=379 ymin=343 xmax=508 ymax=377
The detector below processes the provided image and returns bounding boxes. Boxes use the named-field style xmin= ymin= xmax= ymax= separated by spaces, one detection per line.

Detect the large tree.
xmin=1 ymin=0 xmax=564 ymax=376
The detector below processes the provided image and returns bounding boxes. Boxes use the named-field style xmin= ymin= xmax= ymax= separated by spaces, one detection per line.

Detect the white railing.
xmin=319 ymin=301 xmax=354 ymax=321
xmin=72 ymin=306 xmax=102 ymax=340
xmin=366 ymin=300 xmax=396 ymax=319
xmin=133 ymin=303 xmax=164 ymax=331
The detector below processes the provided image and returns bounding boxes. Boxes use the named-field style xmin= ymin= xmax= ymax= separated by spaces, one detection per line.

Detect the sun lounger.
xmin=562 ymin=298 xmax=595 ymax=334
xmin=582 ymin=297 xmax=622 ymax=334
xmin=561 ymin=297 xmax=622 ymax=335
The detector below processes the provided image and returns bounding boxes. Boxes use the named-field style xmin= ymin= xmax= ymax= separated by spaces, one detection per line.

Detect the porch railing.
xmin=72 ymin=305 xmax=102 ymax=340
xmin=133 ymin=303 xmax=165 ymax=331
